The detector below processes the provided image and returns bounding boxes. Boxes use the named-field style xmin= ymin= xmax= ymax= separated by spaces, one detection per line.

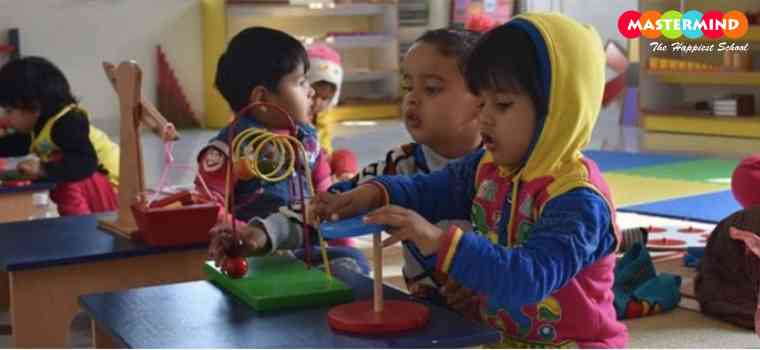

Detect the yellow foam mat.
xmin=603 ymin=173 xmax=728 ymax=207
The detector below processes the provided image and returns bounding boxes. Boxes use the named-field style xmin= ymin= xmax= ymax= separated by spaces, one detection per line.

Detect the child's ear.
xmin=248 ymin=86 xmax=269 ymax=105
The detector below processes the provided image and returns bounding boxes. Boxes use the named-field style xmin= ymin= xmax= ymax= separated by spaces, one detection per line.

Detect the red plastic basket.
xmin=131 ymin=192 xmax=218 ymax=246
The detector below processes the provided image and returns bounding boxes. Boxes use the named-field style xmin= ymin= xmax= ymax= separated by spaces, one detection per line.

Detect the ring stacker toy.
xmin=320 ymin=217 xmax=431 ymax=334
xmin=97 ymin=62 xmax=218 ymax=245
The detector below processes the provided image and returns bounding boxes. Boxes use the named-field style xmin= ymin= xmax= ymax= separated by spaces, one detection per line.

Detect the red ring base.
xmin=327 ymin=300 xmax=430 ymax=335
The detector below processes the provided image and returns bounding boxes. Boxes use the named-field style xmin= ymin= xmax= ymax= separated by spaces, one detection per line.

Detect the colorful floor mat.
xmin=620 ymin=190 xmax=741 ymax=224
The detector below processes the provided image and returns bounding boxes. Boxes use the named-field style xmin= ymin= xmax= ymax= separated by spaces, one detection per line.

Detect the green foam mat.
xmin=204 ymin=255 xmax=353 ymax=312
xmin=614 ymin=159 xmax=739 ymax=184
xmin=0 ymin=170 xmax=34 ymax=181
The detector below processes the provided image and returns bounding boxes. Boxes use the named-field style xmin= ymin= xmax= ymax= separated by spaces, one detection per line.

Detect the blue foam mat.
xmin=582 ymin=150 xmax=696 ymax=172
xmin=620 ymin=190 xmax=742 ymax=224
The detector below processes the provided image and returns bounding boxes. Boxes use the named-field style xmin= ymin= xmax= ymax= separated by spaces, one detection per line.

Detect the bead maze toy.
xmin=320 ymin=217 xmax=430 ymax=335
xmin=97 ymin=61 xmax=218 ymax=245
xmin=203 ymin=101 xmax=352 ymax=310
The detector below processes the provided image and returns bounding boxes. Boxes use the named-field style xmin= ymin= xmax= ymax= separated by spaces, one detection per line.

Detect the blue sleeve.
xmin=446 ymin=187 xmax=616 ymax=309
xmin=373 ymin=149 xmax=484 ymax=224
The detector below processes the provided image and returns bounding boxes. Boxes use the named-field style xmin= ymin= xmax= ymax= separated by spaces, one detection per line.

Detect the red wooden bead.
xmin=223 ymin=257 xmax=248 ymax=279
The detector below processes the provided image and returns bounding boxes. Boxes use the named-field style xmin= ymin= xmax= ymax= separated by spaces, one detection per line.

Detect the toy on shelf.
xmin=97 ymin=61 xmax=218 ymax=246
xmin=320 ymin=217 xmax=430 ymax=334
xmin=711 ymin=94 xmax=756 ymax=117
xmin=648 ymin=57 xmax=720 ymax=72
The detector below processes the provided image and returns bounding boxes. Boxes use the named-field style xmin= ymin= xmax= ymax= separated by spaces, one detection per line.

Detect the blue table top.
xmin=0 ymin=181 xmax=55 ymax=195
xmin=0 ymin=213 xmax=206 ymax=272
xmin=79 ymin=264 xmax=502 ymax=348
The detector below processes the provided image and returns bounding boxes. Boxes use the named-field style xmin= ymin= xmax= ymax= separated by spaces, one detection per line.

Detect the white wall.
xmin=0 ymin=0 xmax=203 ymax=137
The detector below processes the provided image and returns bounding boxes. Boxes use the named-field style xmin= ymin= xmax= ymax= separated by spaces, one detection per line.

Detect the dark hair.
xmin=414 ymin=28 xmax=483 ymax=74
xmin=215 ymin=27 xmax=310 ymax=112
xmin=0 ymin=56 xmax=77 ymax=119
xmin=464 ymin=25 xmax=544 ymax=115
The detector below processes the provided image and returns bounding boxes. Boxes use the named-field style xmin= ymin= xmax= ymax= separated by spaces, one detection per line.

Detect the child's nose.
xmin=404 ymin=92 xmax=418 ymax=107
xmin=478 ymin=109 xmax=493 ymax=126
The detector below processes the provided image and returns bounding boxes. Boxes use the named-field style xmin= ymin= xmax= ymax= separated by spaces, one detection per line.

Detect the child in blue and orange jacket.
xmin=316 ymin=13 xmax=629 ymax=347
xmin=201 ymin=27 xmax=367 ymax=273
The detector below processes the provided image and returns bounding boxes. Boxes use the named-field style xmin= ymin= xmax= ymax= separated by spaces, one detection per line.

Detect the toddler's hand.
xmin=208 ymin=222 xmax=270 ymax=267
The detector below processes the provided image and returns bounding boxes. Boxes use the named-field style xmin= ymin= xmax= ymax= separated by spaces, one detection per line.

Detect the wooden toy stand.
xmin=97 ymin=61 xmax=179 ymax=238
xmin=203 ymin=255 xmax=353 ymax=312
xmin=327 ymin=232 xmax=430 ymax=334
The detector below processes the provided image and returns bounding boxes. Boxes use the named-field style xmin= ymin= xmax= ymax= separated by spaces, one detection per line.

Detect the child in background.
xmin=317 ymin=13 xmax=628 ymax=347
xmin=0 ymin=57 xmax=119 ymax=215
xmin=306 ymin=42 xmax=342 ymax=156
xmin=201 ymin=27 xmax=367 ymax=274
xmin=328 ymin=28 xmax=485 ymax=304
xmin=305 ymin=42 xmax=361 ymax=232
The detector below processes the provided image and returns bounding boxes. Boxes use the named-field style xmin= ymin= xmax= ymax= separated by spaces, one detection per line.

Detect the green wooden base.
xmin=204 ymin=255 xmax=353 ymax=312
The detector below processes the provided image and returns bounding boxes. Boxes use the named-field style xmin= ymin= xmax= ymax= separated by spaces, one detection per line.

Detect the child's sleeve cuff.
xmin=436 ymin=225 xmax=465 ymax=274
xmin=364 ymin=180 xmax=390 ymax=206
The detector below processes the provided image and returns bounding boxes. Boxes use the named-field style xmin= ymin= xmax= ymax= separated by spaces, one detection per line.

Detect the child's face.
xmin=309 ymin=81 xmax=337 ymax=120
xmin=401 ymin=43 xmax=481 ymax=156
xmin=201 ymin=148 xmax=225 ymax=173
xmin=268 ymin=64 xmax=314 ymax=124
xmin=479 ymin=89 xmax=536 ymax=167
xmin=0 ymin=107 xmax=38 ymax=133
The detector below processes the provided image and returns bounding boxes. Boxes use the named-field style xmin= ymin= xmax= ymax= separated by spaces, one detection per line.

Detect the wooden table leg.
xmin=10 ymin=249 xmax=207 ymax=348
xmin=0 ymin=271 xmax=8 ymax=312
xmin=92 ymin=320 xmax=123 ymax=348
xmin=0 ymin=191 xmax=46 ymax=224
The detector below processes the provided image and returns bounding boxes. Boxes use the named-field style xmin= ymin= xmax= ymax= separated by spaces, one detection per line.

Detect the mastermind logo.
xmin=618 ymin=10 xmax=749 ymax=39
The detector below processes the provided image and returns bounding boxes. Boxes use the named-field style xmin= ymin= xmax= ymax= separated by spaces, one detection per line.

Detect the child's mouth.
xmin=405 ymin=111 xmax=422 ymax=128
xmin=482 ymin=132 xmax=495 ymax=150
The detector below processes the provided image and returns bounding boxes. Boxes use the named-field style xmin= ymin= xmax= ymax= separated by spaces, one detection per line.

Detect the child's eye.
xmin=400 ymin=82 xmax=412 ymax=92
xmin=495 ymin=101 xmax=514 ymax=111
xmin=423 ymin=83 xmax=443 ymax=96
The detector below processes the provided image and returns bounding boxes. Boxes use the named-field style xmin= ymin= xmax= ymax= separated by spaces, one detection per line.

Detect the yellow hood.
xmin=508 ymin=13 xmax=606 ymax=196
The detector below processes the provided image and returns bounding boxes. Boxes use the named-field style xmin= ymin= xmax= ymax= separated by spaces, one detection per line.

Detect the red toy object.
xmin=678 ymin=226 xmax=706 ymax=234
xmin=328 ymin=300 xmax=430 ymax=334
xmin=222 ymin=256 xmax=248 ymax=279
xmin=131 ymin=192 xmax=218 ymax=246
xmin=327 ymin=233 xmax=430 ymax=334
xmin=465 ymin=13 xmax=496 ymax=33
xmin=731 ymin=154 xmax=760 ymax=209
xmin=2 ymin=179 xmax=32 ymax=187
xmin=330 ymin=149 xmax=358 ymax=180
xmin=648 ymin=237 xmax=686 ymax=246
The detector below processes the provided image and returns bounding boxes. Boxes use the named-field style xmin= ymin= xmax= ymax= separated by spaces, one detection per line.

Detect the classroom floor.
xmin=2 ymin=107 xmax=760 ymax=347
